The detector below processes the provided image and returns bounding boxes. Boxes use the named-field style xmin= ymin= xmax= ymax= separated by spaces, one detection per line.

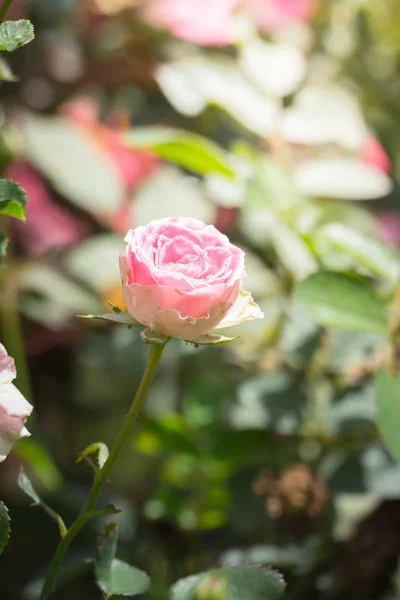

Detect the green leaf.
xmin=376 ymin=369 xmax=400 ymax=463
xmin=315 ymin=223 xmax=400 ymax=286
xmin=123 ymin=128 xmax=234 ymax=178
xmin=77 ymin=442 xmax=109 ymax=469
xmin=0 ymin=502 xmax=10 ymax=555
xmin=77 ymin=312 xmax=141 ymax=327
xmin=0 ymin=56 xmax=17 ymax=81
xmin=95 ymin=523 xmax=150 ymax=598
xmin=171 ymin=566 xmax=286 ymax=600
xmin=0 ymin=179 xmax=28 ymax=221
xmin=0 ymin=19 xmax=34 ymax=52
xmin=18 ymin=469 xmax=67 ymax=537
xmin=294 ymin=272 xmax=388 ymax=335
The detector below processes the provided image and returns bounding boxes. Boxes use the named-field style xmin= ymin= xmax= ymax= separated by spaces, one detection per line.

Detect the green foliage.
xmin=123 ymin=127 xmax=234 ymax=178
xmin=171 ymin=566 xmax=286 ymax=600
xmin=315 ymin=224 xmax=400 ymax=286
xmin=294 ymin=272 xmax=388 ymax=335
xmin=95 ymin=523 xmax=150 ymax=598
xmin=0 ymin=179 xmax=27 ymax=221
xmin=0 ymin=502 xmax=10 ymax=556
xmin=0 ymin=19 xmax=34 ymax=52
xmin=376 ymin=369 xmax=400 ymax=462
xmin=21 ymin=116 xmax=124 ymax=217
xmin=18 ymin=469 xmax=67 ymax=537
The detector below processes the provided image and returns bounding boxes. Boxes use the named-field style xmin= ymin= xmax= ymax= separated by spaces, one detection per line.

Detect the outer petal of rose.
xmin=214 ymin=288 xmax=264 ymax=329
xmin=120 ymin=255 xmax=239 ymax=320
xmin=149 ymin=305 xmax=230 ymax=341
xmin=121 ymin=256 xmax=240 ymax=339
xmin=122 ymin=282 xmax=238 ymax=340
xmin=0 ymin=344 xmax=16 ymax=385
xmin=0 ymin=383 xmax=33 ymax=463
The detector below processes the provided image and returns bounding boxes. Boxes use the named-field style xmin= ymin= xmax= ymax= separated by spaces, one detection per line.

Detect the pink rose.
xmin=144 ymin=0 xmax=241 ymax=46
xmin=119 ymin=217 xmax=263 ymax=342
xmin=247 ymin=0 xmax=317 ymax=33
xmin=0 ymin=344 xmax=33 ymax=463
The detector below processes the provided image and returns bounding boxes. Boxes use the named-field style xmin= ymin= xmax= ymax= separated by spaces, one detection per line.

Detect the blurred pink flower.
xmin=375 ymin=212 xmax=400 ymax=247
xmin=6 ymin=161 xmax=89 ymax=255
xmin=144 ymin=0 xmax=241 ymax=46
xmin=247 ymin=0 xmax=317 ymax=33
xmin=60 ymin=97 xmax=157 ymax=190
xmin=359 ymin=136 xmax=391 ymax=174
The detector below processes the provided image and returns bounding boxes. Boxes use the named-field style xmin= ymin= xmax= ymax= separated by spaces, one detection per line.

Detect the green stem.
xmin=0 ymin=0 xmax=15 ymax=20
xmin=39 ymin=342 xmax=165 ymax=600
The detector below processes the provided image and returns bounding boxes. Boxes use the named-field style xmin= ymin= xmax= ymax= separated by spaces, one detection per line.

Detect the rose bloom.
xmin=0 ymin=344 xmax=33 ymax=463
xmin=143 ymin=0 xmax=240 ymax=46
xmin=120 ymin=216 xmax=263 ymax=342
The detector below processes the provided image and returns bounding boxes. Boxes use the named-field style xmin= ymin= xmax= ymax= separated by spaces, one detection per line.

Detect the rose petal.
xmin=214 ymin=288 xmax=264 ymax=329
xmin=0 ymin=344 xmax=16 ymax=385
xmin=0 ymin=382 xmax=33 ymax=463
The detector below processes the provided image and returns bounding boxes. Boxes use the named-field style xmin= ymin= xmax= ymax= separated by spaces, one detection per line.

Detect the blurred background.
xmin=1 ymin=0 xmax=400 ymax=598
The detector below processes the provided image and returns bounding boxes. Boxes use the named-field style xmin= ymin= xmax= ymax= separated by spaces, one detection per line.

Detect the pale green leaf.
xmin=294 ymin=272 xmax=388 ymax=335
xmin=21 ymin=116 xmax=124 ymax=218
xmin=315 ymin=223 xmax=400 ymax=286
